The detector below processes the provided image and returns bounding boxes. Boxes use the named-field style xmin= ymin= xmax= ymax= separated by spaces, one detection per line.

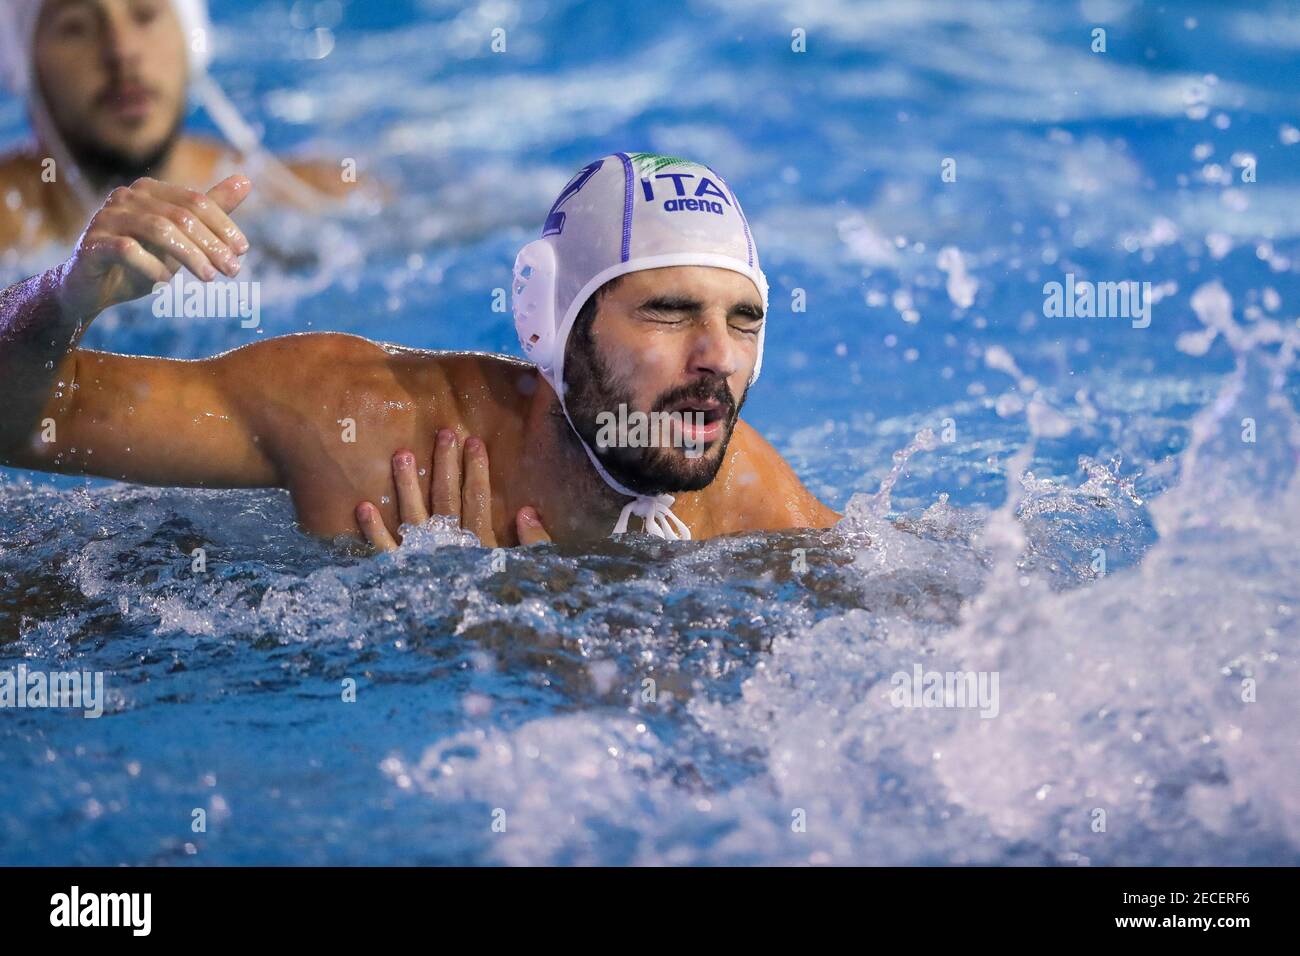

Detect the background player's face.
xmin=33 ymin=0 xmax=188 ymax=177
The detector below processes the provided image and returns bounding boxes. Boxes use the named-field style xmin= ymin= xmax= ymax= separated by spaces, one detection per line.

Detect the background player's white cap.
xmin=0 ymin=0 xmax=211 ymax=96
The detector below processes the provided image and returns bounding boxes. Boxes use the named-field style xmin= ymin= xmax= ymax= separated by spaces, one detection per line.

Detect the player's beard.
xmin=59 ymin=105 xmax=185 ymax=191
xmin=561 ymin=317 xmax=746 ymax=496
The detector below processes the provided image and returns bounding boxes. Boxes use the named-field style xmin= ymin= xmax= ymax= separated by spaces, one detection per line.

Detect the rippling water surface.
xmin=1 ymin=0 xmax=1298 ymax=864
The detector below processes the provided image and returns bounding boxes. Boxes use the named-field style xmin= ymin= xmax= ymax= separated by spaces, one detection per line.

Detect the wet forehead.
xmin=616 ymin=266 xmax=761 ymax=304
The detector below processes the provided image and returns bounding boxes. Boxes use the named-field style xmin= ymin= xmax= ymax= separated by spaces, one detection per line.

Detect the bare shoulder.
xmin=210 ymin=333 xmax=535 ymax=436
xmin=435 ymin=350 xmax=539 ymax=416
xmin=713 ymin=418 xmax=841 ymax=532
xmin=205 ymin=332 xmax=401 ymax=424
xmin=0 ymin=150 xmax=51 ymax=245
xmin=201 ymin=334 xmax=533 ymax=533
xmin=217 ymin=329 xmax=390 ymax=365
xmin=210 ymin=330 xmax=390 ymax=386
xmin=213 ymin=333 xmax=531 ymax=400
xmin=285 ymin=159 xmax=367 ymax=198
xmin=0 ymin=150 xmax=45 ymax=189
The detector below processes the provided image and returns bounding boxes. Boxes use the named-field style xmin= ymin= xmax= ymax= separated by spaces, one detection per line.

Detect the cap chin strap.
xmin=555 ymin=391 xmax=692 ymax=541
xmin=612 ymin=493 xmax=691 ymax=540
xmin=29 ymin=88 xmax=98 ymax=216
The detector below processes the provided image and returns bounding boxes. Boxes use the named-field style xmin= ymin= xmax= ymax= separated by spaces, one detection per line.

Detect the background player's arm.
xmin=0 ymin=174 xmax=277 ymax=486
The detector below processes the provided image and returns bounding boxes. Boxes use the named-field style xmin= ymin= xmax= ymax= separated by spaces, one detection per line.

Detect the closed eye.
xmin=636 ymin=296 xmax=764 ymax=334
xmin=639 ymin=295 xmax=701 ymax=320
xmin=730 ymin=302 xmax=764 ymax=335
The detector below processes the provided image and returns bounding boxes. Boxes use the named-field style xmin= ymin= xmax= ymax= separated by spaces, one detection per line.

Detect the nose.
xmin=101 ymin=8 xmax=146 ymax=75
xmin=684 ymin=311 xmax=742 ymax=381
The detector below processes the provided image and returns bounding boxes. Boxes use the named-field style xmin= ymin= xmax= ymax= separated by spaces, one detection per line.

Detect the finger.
xmin=430 ymin=429 xmax=461 ymax=517
xmin=392 ymin=449 xmax=429 ymax=526
xmin=515 ymin=507 xmax=552 ymax=546
xmin=143 ymin=179 xmax=250 ymax=255
xmin=461 ymin=437 xmax=495 ymax=546
xmin=84 ymin=234 xmax=173 ymax=286
xmin=99 ymin=187 xmax=184 ymax=273
xmin=113 ymin=210 xmax=220 ymax=282
xmin=93 ymin=208 xmax=184 ymax=276
xmin=355 ymin=501 xmax=399 ymax=553
xmin=128 ymin=193 xmax=241 ymax=277
xmin=205 ymin=174 xmax=254 ymax=217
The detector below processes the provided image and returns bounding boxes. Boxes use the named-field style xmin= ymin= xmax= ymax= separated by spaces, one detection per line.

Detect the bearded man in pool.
xmin=0 ymin=155 xmax=841 ymax=549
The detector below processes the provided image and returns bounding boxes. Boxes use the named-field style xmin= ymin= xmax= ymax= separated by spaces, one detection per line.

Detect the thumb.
xmin=516 ymin=507 xmax=552 ymax=546
xmin=206 ymin=174 xmax=253 ymax=214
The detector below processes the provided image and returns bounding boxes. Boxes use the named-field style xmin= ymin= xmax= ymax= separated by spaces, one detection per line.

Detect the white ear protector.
xmin=512 ymin=238 xmax=559 ymax=383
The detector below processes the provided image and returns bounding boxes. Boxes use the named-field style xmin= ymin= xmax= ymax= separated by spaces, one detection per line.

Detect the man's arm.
xmin=0 ymin=175 xmax=279 ymax=487
xmin=1 ymin=340 xmax=281 ymax=488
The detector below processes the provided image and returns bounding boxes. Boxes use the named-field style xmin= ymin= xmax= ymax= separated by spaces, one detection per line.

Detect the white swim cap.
xmin=512 ymin=153 xmax=769 ymax=541
xmin=0 ymin=0 xmax=212 ymax=97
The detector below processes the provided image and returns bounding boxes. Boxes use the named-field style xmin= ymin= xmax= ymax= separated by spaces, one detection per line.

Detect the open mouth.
xmin=666 ymin=399 xmax=729 ymax=446
xmin=670 ymin=401 xmax=725 ymax=423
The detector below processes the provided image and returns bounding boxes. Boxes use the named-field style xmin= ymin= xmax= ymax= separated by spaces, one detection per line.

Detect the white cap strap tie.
xmin=613 ymin=494 xmax=692 ymax=540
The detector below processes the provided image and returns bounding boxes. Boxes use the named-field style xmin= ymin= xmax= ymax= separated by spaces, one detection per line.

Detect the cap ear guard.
xmin=512 ymin=239 xmax=559 ymax=382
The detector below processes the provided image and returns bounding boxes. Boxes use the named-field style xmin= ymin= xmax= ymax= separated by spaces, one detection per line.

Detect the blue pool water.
xmin=1 ymin=0 xmax=1298 ymax=864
